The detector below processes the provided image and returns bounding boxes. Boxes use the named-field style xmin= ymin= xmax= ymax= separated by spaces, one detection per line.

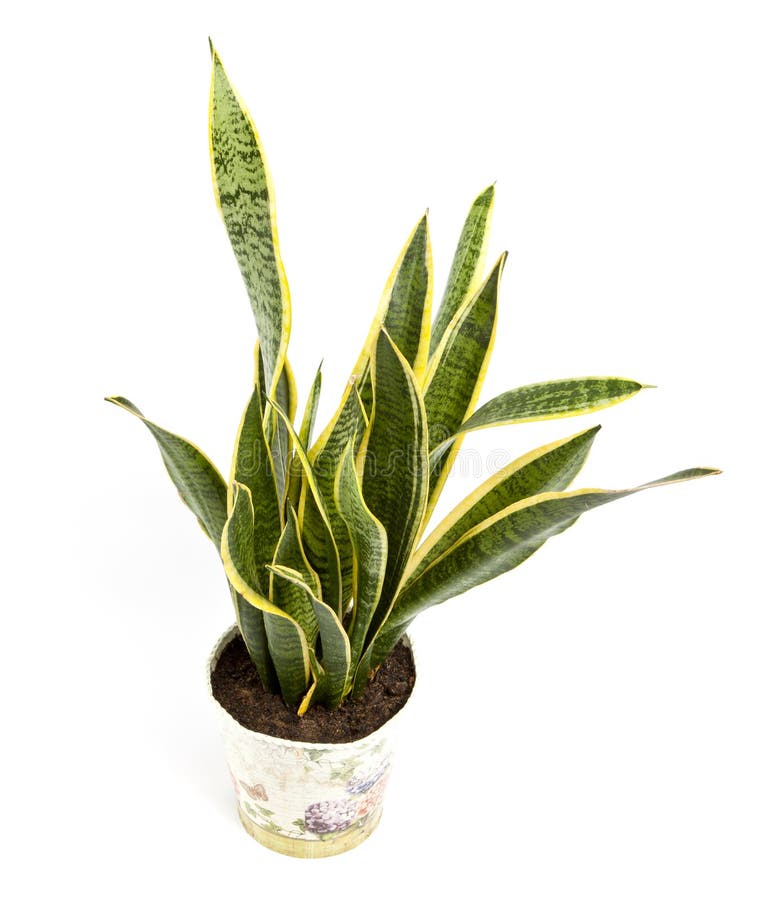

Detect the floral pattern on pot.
xmin=209 ymin=626 xmax=412 ymax=844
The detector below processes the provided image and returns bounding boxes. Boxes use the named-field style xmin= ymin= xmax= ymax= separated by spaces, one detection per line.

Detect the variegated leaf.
xmin=105 ymin=397 xmax=227 ymax=549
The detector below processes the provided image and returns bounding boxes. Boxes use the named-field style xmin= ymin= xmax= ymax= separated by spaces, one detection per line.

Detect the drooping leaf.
xmin=209 ymin=44 xmax=291 ymax=393
xmin=229 ymin=385 xmax=282 ymax=587
xmin=334 ymin=442 xmax=389 ymax=672
xmin=423 ymin=254 xmax=505 ymax=517
xmin=429 ymin=377 xmax=648 ymax=466
xmin=361 ymin=330 xmax=429 ymax=629
xmin=269 ymin=506 xmax=321 ymax=645
xmin=266 ymin=396 xmax=343 ymax=613
xmin=222 ymin=483 xmax=309 ymax=706
xmin=371 ymin=467 xmax=721 ymax=668
xmin=411 ymin=426 xmax=601 ymax=583
xmin=268 ymin=564 xmax=350 ymax=708
xmin=105 ymin=397 xmax=227 ymax=549
xmin=429 ymin=184 xmax=495 ymax=358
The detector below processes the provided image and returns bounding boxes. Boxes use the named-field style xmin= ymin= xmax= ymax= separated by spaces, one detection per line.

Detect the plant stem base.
xmin=237 ymin=805 xmax=382 ymax=858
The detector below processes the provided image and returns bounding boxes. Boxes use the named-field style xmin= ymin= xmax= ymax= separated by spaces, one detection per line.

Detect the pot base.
xmin=237 ymin=805 xmax=382 ymax=858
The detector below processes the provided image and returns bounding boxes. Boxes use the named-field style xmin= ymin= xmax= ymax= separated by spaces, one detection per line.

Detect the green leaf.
xmin=209 ymin=45 xmax=291 ymax=393
xmin=411 ymin=426 xmax=601 ymax=584
xmin=381 ymin=212 xmax=432 ymax=377
xmin=222 ymin=483 xmax=309 ymax=706
xmin=266 ymin=396 xmax=343 ymax=614
xmin=104 ymin=397 xmax=227 ymax=549
xmin=269 ymin=357 xmax=297 ymax=509
xmin=269 ymin=506 xmax=321 ymax=646
xmin=334 ymin=442 xmax=389 ymax=673
xmin=429 ymin=377 xmax=648 ymax=466
xmin=362 ymin=330 xmax=429 ymax=629
xmin=303 ymin=387 xmax=367 ymax=603
xmin=229 ymin=385 xmax=282 ymax=588
xmin=268 ymin=564 xmax=350 ymax=709
xmin=308 ymin=213 xmax=431 ymax=463
xmin=228 ymin=583 xmax=278 ymax=692
xmin=287 ymin=362 xmax=322 ymax=509
xmin=372 ymin=467 xmax=721 ymax=667
xmin=423 ymin=254 xmax=505 ymax=515
xmin=429 ymin=184 xmax=495 ymax=358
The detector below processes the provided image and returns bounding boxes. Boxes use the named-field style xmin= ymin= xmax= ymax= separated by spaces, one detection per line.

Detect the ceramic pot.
xmin=207 ymin=625 xmax=414 ymax=858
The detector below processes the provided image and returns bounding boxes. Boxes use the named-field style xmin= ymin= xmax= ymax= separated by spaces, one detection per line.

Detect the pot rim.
xmin=207 ymin=623 xmax=415 ymax=751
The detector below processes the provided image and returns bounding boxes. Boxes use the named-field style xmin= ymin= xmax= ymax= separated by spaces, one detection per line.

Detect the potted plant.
xmin=106 ymin=44 xmax=719 ymax=858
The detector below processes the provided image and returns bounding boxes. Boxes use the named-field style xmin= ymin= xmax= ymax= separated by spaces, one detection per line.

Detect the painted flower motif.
xmin=355 ymin=777 xmax=388 ymax=819
xmin=304 ymin=798 xmax=357 ymax=834
xmin=347 ymin=761 xmax=389 ymax=795
xmin=241 ymin=781 xmax=268 ymax=801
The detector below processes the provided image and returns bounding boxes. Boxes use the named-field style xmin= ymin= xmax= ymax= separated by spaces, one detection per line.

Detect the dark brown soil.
xmin=211 ymin=635 xmax=415 ymax=743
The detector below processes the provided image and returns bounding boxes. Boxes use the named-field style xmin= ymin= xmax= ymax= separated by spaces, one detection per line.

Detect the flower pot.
xmin=207 ymin=625 xmax=414 ymax=858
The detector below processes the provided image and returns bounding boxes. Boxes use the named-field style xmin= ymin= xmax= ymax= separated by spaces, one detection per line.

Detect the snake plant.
xmin=106 ymin=45 xmax=718 ymax=714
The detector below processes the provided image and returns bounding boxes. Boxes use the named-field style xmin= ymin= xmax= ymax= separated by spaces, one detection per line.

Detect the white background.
xmin=2 ymin=1 xmax=754 ymax=897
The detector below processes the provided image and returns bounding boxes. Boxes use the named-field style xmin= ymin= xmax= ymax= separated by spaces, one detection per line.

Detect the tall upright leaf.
xmin=334 ymin=442 xmax=389 ymax=671
xmin=361 ymin=330 xmax=429 ymax=628
xmin=423 ymin=254 xmax=505 ymax=515
xmin=287 ymin=363 xmax=322 ymax=508
xmin=429 ymin=184 xmax=495 ymax=357
xmin=229 ymin=385 xmax=282 ymax=587
xmin=105 ymin=397 xmax=227 ymax=548
xmin=209 ymin=45 xmax=291 ymax=392
xmin=309 ymin=213 xmax=432 ymax=461
xmin=266 ymin=396 xmax=343 ymax=613
xmin=222 ymin=483 xmax=309 ymax=706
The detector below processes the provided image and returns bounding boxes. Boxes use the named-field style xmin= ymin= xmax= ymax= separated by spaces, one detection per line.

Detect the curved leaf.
xmin=372 ymin=467 xmax=721 ymax=667
xmin=269 ymin=506 xmax=321 ymax=645
xmin=266 ymin=396 xmax=343 ymax=613
xmin=334 ymin=442 xmax=389 ymax=672
xmin=229 ymin=385 xmax=282 ymax=587
xmin=362 ymin=330 xmax=429 ymax=628
xmin=105 ymin=396 xmax=227 ymax=549
xmin=209 ymin=45 xmax=291 ymax=392
xmin=410 ymin=426 xmax=600 ymax=584
xmin=268 ymin=564 xmax=350 ymax=708
xmin=429 ymin=377 xmax=648 ymax=466
xmin=222 ymin=484 xmax=309 ymax=706
xmin=429 ymin=184 xmax=495 ymax=357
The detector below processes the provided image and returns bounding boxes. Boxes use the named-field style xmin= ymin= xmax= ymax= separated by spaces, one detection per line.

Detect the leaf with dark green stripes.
xmin=266 ymin=396 xmax=343 ymax=613
xmin=209 ymin=45 xmax=291 ymax=392
xmin=334 ymin=442 xmax=388 ymax=672
xmin=423 ymin=254 xmax=505 ymax=514
xmin=413 ymin=426 xmax=600 ymax=583
xmin=382 ymin=213 xmax=432 ymax=376
xmin=269 ymin=506 xmax=321 ymax=645
xmin=228 ymin=583 xmax=278 ymax=692
xmin=308 ymin=213 xmax=430 ymax=463
xmin=287 ymin=363 xmax=322 ymax=508
xmin=269 ymin=358 xmax=297 ymax=508
xmin=229 ymin=385 xmax=282 ymax=587
xmin=268 ymin=564 xmax=350 ymax=708
xmin=222 ymin=483 xmax=309 ymax=706
xmin=429 ymin=377 xmax=648 ymax=466
xmin=304 ymin=386 xmax=367 ymax=602
xmin=429 ymin=184 xmax=495 ymax=358
xmin=105 ymin=396 xmax=228 ymax=549
xmin=362 ymin=330 xmax=429 ymax=628
xmin=371 ymin=467 xmax=721 ymax=668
